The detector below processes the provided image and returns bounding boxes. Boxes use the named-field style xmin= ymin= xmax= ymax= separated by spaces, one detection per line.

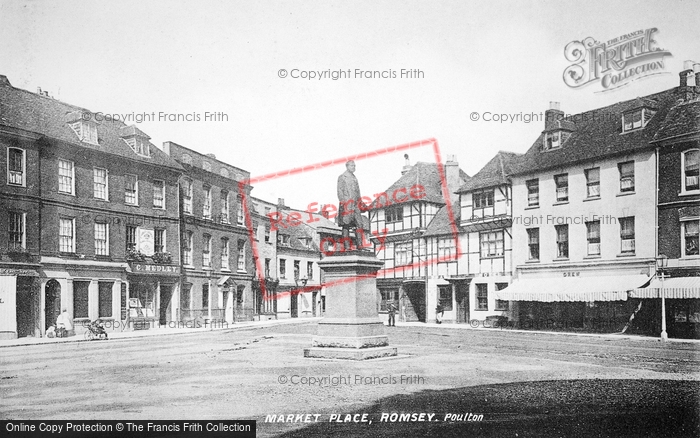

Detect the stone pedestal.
xmin=304 ymin=252 xmax=397 ymax=360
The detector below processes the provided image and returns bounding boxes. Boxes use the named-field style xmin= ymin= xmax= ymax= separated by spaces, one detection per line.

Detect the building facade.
xmin=455 ymin=151 xmax=520 ymax=324
xmin=249 ymin=196 xmax=279 ymax=319
xmin=0 ymin=75 xmax=183 ymax=338
xmin=369 ymin=156 xmax=468 ymax=323
xmin=163 ymin=141 xmax=255 ymax=324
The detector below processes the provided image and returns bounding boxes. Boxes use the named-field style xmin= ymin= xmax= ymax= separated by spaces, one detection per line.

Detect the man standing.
xmin=337 ymin=160 xmax=365 ymax=250
xmin=387 ymin=301 xmax=397 ymax=327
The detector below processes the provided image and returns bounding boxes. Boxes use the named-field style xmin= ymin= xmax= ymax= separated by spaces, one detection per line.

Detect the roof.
xmin=423 ymin=203 xmax=461 ymax=237
xmin=456 ymin=151 xmax=521 ymax=193
xmin=369 ymin=162 xmax=469 ymax=209
xmin=510 ymin=87 xmax=683 ymax=176
xmin=0 ymin=76 xmax=183 ymax=170
xmin=652 ymin=99 xmax=700 ymax=143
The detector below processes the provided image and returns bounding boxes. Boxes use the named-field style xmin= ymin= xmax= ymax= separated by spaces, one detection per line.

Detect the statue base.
xmin=304 ymin=254 xmax=397 ymax=360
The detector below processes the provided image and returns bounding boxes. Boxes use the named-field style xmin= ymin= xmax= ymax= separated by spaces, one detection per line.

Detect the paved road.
xmin=1 ymin=323 xmax=698 ymax=437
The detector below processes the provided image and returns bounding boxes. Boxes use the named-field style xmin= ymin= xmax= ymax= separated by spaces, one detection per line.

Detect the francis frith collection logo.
xmin=563 ymin=27 xmax=672 ymax=92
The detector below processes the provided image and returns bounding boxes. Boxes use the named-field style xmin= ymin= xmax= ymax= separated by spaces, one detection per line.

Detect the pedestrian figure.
xmin=387 ymin=301 xmax=397 ymax=327
xmin=436 ymin=303 xmax=444 ymax=324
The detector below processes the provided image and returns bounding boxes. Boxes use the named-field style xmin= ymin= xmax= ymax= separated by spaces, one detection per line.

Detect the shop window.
xmin=73 ymin=281 xmax=89 ymax=319
xmin=439 ymin=286 xmax=453 ymax=311
xmin=527 ymin=228 xmax=540 ymax=260
xmin=475 ymin=284 xmax=488 ymax=310
xmin=98 ymin=282 xmax=113 ymax=318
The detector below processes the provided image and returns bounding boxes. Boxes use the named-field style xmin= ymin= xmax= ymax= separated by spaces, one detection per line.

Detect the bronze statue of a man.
xmin=337 ymin=160 xmax=364 ymax=250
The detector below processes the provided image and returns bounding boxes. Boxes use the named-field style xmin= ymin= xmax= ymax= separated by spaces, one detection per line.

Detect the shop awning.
xmin=630 ymin=277 xmax=700 ymax=299
xmin=494 ymin=275 xmax=651 ymax=302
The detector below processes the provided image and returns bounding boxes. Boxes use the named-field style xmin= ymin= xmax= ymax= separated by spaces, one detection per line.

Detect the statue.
xmin=337 ymin=160 xmax=365 ymax=251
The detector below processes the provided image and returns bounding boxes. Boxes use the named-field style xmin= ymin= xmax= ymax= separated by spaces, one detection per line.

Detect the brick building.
xmin=0 ymin=75 xmax=183 ymax=338
xmin=163 ymin=142 xmax=255 ymax=324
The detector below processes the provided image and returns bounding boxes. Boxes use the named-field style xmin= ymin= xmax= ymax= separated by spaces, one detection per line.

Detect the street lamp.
xmin=656 ymin=254 xmax=668 ymax=342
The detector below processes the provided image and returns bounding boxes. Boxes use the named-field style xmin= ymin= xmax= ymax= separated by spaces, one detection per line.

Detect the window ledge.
xmin=617 ymin=191 xmax=636 ymax=197
xmin=583 ymin=196 xmax=601 ymax=202
xmin=525 ymin=259 xmax=540 ymax=264
xmin=680 ymin=255 xmax=700 ymax=260
xmin=58 ymin=192 xmax=75 ymax=197
xmin=679 ymin=190 xmax=700 ymax=197
xmin=553 ymin=257 xmax=570 ymax=262
xmin=553 ymin=200 xmax=569 ymax=206
xmin=221 ymin=268 xmax=231 ymax=272
xmin=583 ymin=255 xmax=601 ymax=259
xmin=202 ymin=267 xmax=213 ymax=271
xmin=617 ymin=253 xmax=636 ymax=257
xmin=473 ymin=309 xmax=490 ymax=312
xmin=524 ymin=205 xmax=540 ymax=210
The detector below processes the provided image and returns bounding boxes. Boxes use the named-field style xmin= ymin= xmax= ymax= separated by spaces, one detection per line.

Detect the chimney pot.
xmin=684 ymin=60 xmax=695 ymax=70
xmin=549 ymin=101 xmax=561 ymax=110
xmin=37 ymin=87 xmax=42 ymax=94
xmin=679 ymin=70 xmax=692 ymax=87
xmin=401 ymin=154 xmax=412 ymax=175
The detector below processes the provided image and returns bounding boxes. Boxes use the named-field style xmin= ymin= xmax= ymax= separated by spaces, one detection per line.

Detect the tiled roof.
xmin=423 ymin=203 xmax=461 ymax=237
xmin=510 ymin=87 xmax=683 ymax=176
xmin=0 ymin=77 xmax=183 ymax=170
xmin=369 ymin=162 xmax=469 ymax=209
xmin=456 ymin=151 xmax=521 ymax=193
xmin=652 ymin=99 xmax=700 ymax=143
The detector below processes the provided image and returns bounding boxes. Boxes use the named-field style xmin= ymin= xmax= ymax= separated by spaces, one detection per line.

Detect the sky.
xmin=1 ymin=0 xmax=698 ymax=209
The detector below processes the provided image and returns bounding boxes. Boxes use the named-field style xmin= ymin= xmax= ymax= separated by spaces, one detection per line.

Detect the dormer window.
xmin=622 ymin=108 xmax=656 ymax=132
xmin=70 ymin=120 xmax=98 ymax=145
xmin=124 ymin=137 xmax=150 ymax=157
xmin=542 ymin=130 xmax=569 ymax=151
xmin=278 ymin=234 xmax=291 ymax=247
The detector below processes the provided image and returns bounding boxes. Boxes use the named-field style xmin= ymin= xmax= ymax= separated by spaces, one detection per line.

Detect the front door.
xmin=290 ymin=292 xmax=298 ymax=318
xmin=44 ymin=280 xmax=61 ymax=330
xmin=16 ymin=277 xmax=34 ymax=337
xmin=455 ymin=281 xmax=470 ymax=323
xmin=159 ymin=285 xmax=173 ymax=326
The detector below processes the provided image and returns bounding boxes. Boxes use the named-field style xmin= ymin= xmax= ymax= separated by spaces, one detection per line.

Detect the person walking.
xmin=387 ymin=301 xmax=397 ymax=327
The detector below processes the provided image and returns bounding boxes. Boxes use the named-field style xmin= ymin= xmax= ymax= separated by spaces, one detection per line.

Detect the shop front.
xmin=496 ymin=267 xmax=652 ymax=333
xmin=127 ymin=262 xmax=181 ymax=330
xmin=0 ymin=267 xmax=41 ymax=340
xmin=631 ymin=276 xmax=700 ymax=339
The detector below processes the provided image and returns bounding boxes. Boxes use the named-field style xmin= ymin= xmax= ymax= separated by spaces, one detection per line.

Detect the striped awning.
xmin=630 ymin=277 xmax=700 ymax=299
xmin=494 ymin=275 xmax=651 ymax=302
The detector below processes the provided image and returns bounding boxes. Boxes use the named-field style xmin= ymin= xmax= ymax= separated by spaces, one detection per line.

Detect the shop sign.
xmin=130 ymin=263 xmax=180 ymax=275
xmin=0 ymin=268 xmax=38 ymax=276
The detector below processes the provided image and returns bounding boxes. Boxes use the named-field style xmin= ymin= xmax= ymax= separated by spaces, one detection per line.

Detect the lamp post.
xmin=656 ymin=254 xmax=668 ymax=342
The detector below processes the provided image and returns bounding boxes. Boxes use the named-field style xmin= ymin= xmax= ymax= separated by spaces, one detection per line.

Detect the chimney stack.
xmin=0 ymin=75 xmax=10 ymax=86
xmin=277 ymin=198 xmax=286 ymax=209
xmin=444 ymin=155 xmax=460 ymax=205
xmin=401 ymin=154 xmax=412 ymax=175
xmin=544 ymin=101 xmax=564 ymax=131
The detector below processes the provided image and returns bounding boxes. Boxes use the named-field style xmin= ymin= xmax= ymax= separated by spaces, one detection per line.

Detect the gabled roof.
xmin=652 ymin=99 xmax=700 ymax=143
xmin=369 ymin=162 xmax=469 ymax=209
xmin=510 ymin=87 xmax=682 ymax=176
xmin=423 ymin=203 xmax=461 ymax=238
xmin=456 ymin=151 xmax=521 ymax=193
xmin=0 ymin=76 xmax=182 ymax=170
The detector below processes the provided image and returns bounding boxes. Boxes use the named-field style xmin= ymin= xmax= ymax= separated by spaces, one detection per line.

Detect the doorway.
xmin=290 ymin=292 xmax=298 ymax=318
xmin=16 ymin=277 xmax=35 ymax=338
xmin=44 ymin=280 xmax=61 ymax=330
xmin=159 ymin=285 xmax=173 ymax=326
xmin=455 ymin=281 xmax=471 ymax=324
xmin=404 ymin=283 xmax=425 ymax=322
